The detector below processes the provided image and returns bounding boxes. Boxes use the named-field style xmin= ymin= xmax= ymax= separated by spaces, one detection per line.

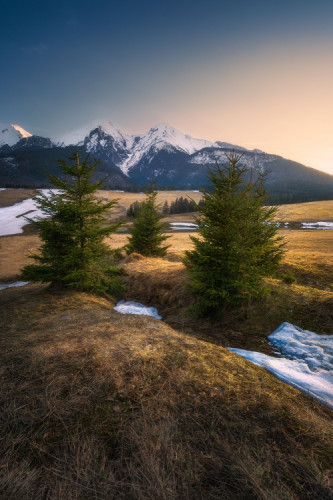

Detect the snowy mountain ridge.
xmin=0 ymin=119 xmax=252 ymax=176
xmin=52 ymin=120 xmax=221 ymax=175
xmin=55 ymin=120 xmax=133 ymax=149
xmin=2 ymin=119 xmax=333 ymax=203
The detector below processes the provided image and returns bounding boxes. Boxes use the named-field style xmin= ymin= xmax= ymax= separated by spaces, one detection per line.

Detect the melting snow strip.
xmin=0 ymin=281 xmax=30 ymax=291
xmin=228 ymin=322 xmax=333 ymax=410
xmin=169 ymin=222 xmax=198 ymax=230
xmin=114 ymin=300 xmax=162 ymax=320
xmin=301 ymin=222 xmax=333 ymax=230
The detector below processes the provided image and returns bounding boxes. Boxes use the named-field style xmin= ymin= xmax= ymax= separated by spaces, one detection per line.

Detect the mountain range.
xmin=1 ymin=121 xmax=333 ymax=203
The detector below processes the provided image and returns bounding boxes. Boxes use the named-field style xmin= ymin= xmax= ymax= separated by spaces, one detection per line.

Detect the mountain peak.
xmin=55 ymin=120 xmax=128 ymax=147
xmin=0 ymin=123 xmax=33 ymax=147
xmin=145 ymin=122 xmax=216 ymax=154
xmin=151 ymin=122 xmax=176 ymax=133
xmin=11 ymin=124 xmax=32 ymax=139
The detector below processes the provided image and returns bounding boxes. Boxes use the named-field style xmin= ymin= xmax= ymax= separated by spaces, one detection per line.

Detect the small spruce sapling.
xmin=126 ymin=189 xmax=170 ymax=257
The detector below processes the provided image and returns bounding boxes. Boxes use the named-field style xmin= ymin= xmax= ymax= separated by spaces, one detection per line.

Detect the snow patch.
xmin=169 ymin=222 xmax=198 ymax=227
xmin=0 ymin=190 xmax=61 ymax=236
xmin=114 ymin=300 xmax=162 ymax=320
xmin=0 ymin=281 xmax=29 ymax=291
xmin=169 ymin=222 xmax=198 ymax=231
xmin=228 ymin=322 xmax=333 ymax=409
xmin=301 ymin=222 xmax=333 ymax=230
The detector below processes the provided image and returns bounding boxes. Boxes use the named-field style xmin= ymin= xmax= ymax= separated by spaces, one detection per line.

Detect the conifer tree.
xmin=183 ymin=152 xmax=284 ymax=316
xmin=162 ymin=200 xmax=169 ymax=215
xmin=21 ymin=152 xmax=124 ymax=296
xmin=127 ymin=200 xmax=142 ymax=218
xmin=126 ymin=190 xmax=170 ymax=257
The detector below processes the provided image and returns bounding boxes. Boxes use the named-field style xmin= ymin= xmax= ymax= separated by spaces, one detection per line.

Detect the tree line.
xmin=127 ymin=196 xmax=204 ymax=218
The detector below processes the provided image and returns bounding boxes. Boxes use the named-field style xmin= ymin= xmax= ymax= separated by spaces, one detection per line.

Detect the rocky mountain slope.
xmin=1 ymin=120 xmax=333 ymax=202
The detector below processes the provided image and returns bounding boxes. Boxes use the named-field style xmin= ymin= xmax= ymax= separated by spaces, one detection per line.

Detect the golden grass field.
xmin=1 ymin=189 xmax=332 ymax=281
xmin=0 ymin=189 xmax=332 ymax=498
xmin=96 ymin=190 xmax=333 ymax=222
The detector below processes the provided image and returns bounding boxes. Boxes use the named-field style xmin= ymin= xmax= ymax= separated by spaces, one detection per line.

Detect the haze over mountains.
xmin=1 ymin=121 xmax=333 ymax=203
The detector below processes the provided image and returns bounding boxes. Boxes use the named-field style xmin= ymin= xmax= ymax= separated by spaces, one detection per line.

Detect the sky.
xmin=1 ymin=0 xmax=333 ymax=174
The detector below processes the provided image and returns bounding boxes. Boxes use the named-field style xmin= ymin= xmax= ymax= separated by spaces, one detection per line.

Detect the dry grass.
xmin=278 ymin=230 xmax=333 ymax=290
xmin=1 ymin=195 xmax=333 ymax=498
xmin=2 ymin=189 xmax=332 ymax=221
xmin=0 ymin=234 xmax=40 ymax=281
xmin=121 ymin=253 xmax=333 ymax=351
xmin=0 ymin=285 xmax=332 ymax=499
xmin=0 ymin=189 xmax=37 ymax=208
xmin=276 ymin=200 xmax=333 ymax=222
xmin=97 ymin=191 xmax=333 ymax=223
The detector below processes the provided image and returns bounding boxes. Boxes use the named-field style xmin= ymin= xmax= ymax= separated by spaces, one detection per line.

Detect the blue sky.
xmin=1 ymin=0 xmax=333 ymax=173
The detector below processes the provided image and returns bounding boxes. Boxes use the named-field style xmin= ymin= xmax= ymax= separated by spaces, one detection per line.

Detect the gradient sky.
xmin=1 ymin=0 xmax=333 ymax=174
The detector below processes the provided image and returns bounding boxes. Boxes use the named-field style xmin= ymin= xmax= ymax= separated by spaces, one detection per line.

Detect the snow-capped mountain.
xmin=1 ymin=119 xmax=333 ymax=203
xmin=120 ymin=123 xmax=218 ymax=175
xmin=55 ymin=120 xmax=133 ymax=149
xmin=0 ymin=123 xmax=32 ymax=148
xmin=53 ymin=120 xmax=218 ymax=176
xmin=55 ymin=120 xmax=134 ymax=168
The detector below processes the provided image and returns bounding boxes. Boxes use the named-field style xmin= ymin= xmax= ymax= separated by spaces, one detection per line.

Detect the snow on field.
xmin=229 ymin=322 xmax=333 ymax=409
xmin=114 ymin=300 xmax=162 ymax=319
xmin=0 ymin=190 xmax=60 ymax=236
xmin=0 ymin=188 xmax=6 ymax=191
xmin=301 ymin=222 xmax=333 ymax=230
xmin=169 ymin=222 xmax=198 ymax=231
xmin=0 ymin=281 xmax=29 ymax=291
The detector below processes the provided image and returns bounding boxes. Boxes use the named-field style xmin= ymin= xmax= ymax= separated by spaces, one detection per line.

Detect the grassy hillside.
xmin=0 ymin=193 xmax=332 ymax=498
xmin=0 ymin=285 xmax=332 ymax=499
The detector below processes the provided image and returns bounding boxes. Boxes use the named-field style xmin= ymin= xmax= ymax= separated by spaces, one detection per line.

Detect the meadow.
xmin=0 ymin=190 xmax=332 ymax=498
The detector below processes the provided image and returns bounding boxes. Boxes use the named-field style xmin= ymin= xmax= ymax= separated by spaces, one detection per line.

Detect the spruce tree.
xmin=21 ymin=152 xmax=124 ymax=296
xmin=126 ymin=190 xmax=170 ymax=257
xmin=127 ymin=200 xmax=142 ymax=218
xmin=162 ymin=200 xmax=169 ymax=215
xmin=183 ymin=152 xmax=284 ymax=317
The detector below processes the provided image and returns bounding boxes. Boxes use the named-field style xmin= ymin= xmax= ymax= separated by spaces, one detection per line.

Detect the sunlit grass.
xmin=0 ymin=286 xmax=332 ymax=498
